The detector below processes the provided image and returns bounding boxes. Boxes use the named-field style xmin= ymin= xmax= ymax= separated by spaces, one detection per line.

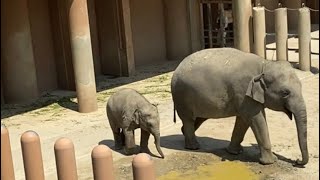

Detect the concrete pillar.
xmin=68 ymin=0 xmax=97 ymax=113
xmin=275 ymin=8 xmax=288 ymax=61
xmin=163 ymin=0 xmax=191 ymax=60
xmin=1 ymin=125 xmax=15 ymax=180
xmin=187 ymin=0 xmax=202 ymax=52
xmin=54 ymin=138 xmax=78 ymax=180
xmin=1 ymin=0 xmax=39 ymax=103
xmin=298 ymin=7 xmax=311 ymax=71
xmin=91 ymin=145 xmax=115 ymax=180
xmin=253 ymin=7 xmax=266 ymax=58
xmin=132 ymin=153 xmax=156 ymax=180
xmin=232 ymin=0 xmax=253 ymax=53
xmin=21 ymin=131 xmax=45 ymax=180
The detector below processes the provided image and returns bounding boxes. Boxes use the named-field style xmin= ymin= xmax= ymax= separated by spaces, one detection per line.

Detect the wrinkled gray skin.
xmin=106 ymin=88 xmax=164 ymax=158
xmin=171 ymin=48 xmax=308 ymax=166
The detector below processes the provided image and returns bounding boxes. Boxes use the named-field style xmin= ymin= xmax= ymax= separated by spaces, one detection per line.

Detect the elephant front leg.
xmin=183 ymin=121 xmax=200 ymax=150
xmin=227 ymin=116 xmax=249 ymax=155
xmin=140 ymin=129 xmax=151 ymax=153
xmin=249 ymin=111 xmax=277 ymax=165
xmin=123 ymin=129 xmax=138 ymax=155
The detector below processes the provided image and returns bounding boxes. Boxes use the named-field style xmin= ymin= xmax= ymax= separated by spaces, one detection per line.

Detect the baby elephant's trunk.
xmin=153 ymin=133 xmax=165 ymax=158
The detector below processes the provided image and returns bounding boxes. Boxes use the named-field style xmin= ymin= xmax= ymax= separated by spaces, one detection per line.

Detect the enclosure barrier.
xmin=298 ymin=7 xmax=311 ymax=71
xmin=21 ymin=131 xmax=45 ymax=180
xmin=252 ymin=4 xmax=314 ymax=71
xmin=132 ymin=153 xmax=156 ymax=180
xmin=1 ymin=127 xmax=157 ymax=179
xmin=54 ymin=137 xmax=78 ymax=180
xmin=91 ymin=145 xmax=115 ymax=180
xmin=275 ymin=7 xmax=289 ymax=61
xmin=1 ymin=125 xmax=15 ymax=180
xmin=232 ymin=0 xmax=252 ymax=53
xmin=253 ymin=6 xmax=266 ymax=58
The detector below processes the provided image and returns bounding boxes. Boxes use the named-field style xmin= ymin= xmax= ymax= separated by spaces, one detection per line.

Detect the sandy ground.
xmin=1 ymin=32 xmax=319 ymax=180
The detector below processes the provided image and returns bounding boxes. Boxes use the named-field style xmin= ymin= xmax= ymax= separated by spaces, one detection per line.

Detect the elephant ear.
xmin=246 ymin=73 xmax=267 ymax=104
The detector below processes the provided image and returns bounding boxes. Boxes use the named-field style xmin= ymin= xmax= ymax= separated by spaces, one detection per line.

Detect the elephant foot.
xmin=185 ymin=140 xmax=200 ymax=150
xmin=181 ymin=126 xmax=185 ymax=135
xmin=114 ymin=144 xmax=123 ymax=150
xmin=124 ymin=146 xmax=139 ymax=155
xmin=140 ymin=147 xmax=151 ymax=154
xmin=226 ymin=144 xmax=243 ymax=155
xmin=259 ymin=152 xmax=278 ymax=165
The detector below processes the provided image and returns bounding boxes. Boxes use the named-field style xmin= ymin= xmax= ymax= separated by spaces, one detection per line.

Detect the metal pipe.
xmin=21 ymin=131 xmax=45 ymax=180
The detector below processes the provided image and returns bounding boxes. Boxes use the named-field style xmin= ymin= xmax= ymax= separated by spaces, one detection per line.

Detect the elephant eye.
xmin=281 ymin=89 xmax=290 ymax=98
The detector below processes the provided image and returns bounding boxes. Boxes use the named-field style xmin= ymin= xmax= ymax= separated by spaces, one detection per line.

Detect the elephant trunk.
xmin=152 ymin=132 xmax=165 ymax=158
xmin=293 ymin=106 xmax=309 ymax=165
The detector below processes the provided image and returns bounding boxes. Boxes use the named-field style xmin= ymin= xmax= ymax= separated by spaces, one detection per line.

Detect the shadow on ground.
xmin=1 ymin=61 xmax=180 ymax=119
xmin=160 ymin=134 xmax=298 ymax=165
xmin=98 ymin=139 xmax=162 ymax=159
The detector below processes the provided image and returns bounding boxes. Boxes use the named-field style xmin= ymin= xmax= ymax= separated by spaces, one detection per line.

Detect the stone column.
xmin=232 ymin=0 xmax=253 ymax=53
xmin=163 ymin=0 xmax=191 ymax=60
xmin=1 ymin=0 xmax=39 ymax=103
xmin=68 ymin=0 xmax=97 ymax=113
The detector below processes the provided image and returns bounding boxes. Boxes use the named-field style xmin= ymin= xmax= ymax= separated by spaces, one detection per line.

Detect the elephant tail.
xmin=173 ymin=104 xmax=176 ymax=123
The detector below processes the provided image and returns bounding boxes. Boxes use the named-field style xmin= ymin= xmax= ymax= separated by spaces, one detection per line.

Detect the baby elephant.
xmin=106 ymin=88 xmax=164 ymax=158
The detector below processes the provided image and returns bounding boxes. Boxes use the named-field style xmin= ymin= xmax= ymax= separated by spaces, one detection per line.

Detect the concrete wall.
xmin=95 ymin=0 xmax=122 ymax=76
xmin=130 ymin=0 xmax=167 ymax=65
xmin=1 ymin=0 xmax=39 ymax=103
xmin=163 ymin=0 xmax=191 ymax=60
xmin=28 ymin=0 xmax=58 ymax=93
xmin=49 ymin=0 xmax=76 ymax=90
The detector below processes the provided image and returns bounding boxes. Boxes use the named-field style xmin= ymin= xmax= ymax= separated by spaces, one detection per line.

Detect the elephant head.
xmin=134 ymin=104 xmax=165 ymax=158
xmin=246 ymin=60 xmax=308 ymax=165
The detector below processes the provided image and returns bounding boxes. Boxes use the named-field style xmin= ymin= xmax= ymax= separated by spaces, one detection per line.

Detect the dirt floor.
xmin=1 ymin=36 xmax=319 ymax=179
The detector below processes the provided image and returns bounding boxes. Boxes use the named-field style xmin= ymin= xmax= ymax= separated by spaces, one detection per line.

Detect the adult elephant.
xmin=171 ymin=48 xmax=308 ymax=166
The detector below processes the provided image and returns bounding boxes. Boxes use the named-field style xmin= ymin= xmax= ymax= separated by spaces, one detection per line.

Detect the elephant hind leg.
xmin=227 ymin=116 xmax=249 ymax=155
xmin=181 ymin=117 xmax=207 ymax=135
xmin=182 ymin=119 xmax=200 ymax=150
xmin=194 ymin=117 xmax=207 ymax=132
xmin=109 ymin=121 xmax=123 ymax=150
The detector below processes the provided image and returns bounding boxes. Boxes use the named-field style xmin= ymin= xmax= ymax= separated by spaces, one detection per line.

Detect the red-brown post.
xmin=132 ymin=153 xmax=156 ymax=180
xmin=54 ymin=137 xmax=78 ymax=180
xmin=91 ymin=145 xmax=115 ymax=180
xmin=1 ymin=125 xmax=15 ymax=180
xmin=68 ymin=0 xmax=98 ymax=113
xmin=21 ymin=131 xmax=45 ymax=180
